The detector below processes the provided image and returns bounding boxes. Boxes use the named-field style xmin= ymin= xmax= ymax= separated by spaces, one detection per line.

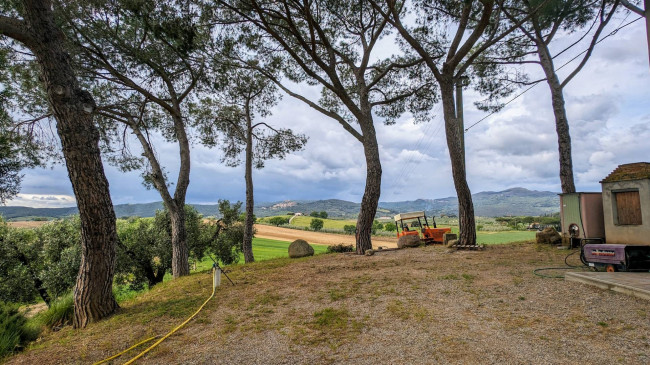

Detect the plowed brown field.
xmin=255 ymin=224 xmax=398 ymax=248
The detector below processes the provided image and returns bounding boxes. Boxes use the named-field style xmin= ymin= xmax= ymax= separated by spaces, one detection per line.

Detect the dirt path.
xmin=255 ymin=224 xmax=398 ymax=248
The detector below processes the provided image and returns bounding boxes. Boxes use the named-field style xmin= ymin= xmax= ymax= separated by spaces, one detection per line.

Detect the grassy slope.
xmin=7 ymin=243 xmax=650 ymax=364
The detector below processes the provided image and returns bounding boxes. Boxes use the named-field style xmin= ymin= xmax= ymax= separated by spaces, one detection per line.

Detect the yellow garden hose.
xmin=92 ymin=336 xmax=159 ymax=365
xmin=94 ymin=266 xmax=219 ymax=364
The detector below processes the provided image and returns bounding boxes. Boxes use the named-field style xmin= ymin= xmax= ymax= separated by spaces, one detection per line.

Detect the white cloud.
xmin=12 ymin=19 xmax=650 ymax=206
xmin=5 ymin=194 xmax=77 ymax=208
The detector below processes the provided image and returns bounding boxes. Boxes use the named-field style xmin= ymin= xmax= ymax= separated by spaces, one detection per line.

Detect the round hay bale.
xmin=288 ymin=239 xmax=315 ymax=258
xmin=535 ymin=227 xmax=562 ymax=245
xmin=397 ymin=235 xmax=421 ymax=249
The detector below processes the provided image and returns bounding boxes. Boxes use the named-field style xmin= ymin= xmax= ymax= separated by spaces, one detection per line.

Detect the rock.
xmin=397 ymin=235 xmax=421 ymax=248
xmin=365 ymin=249 xmax=375 ymax=256
xmin=288 ymin=239 xmax=315 ymax=258
xmin=536 ymin=227 xmax=562 ymax=245
xmin=447 ymin=239 xmax=459 ymax=248
xmin=443 ymin=233 xmax=458 ymax=246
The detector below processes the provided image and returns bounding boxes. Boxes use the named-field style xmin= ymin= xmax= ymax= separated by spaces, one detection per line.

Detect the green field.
xmin=261 ymin=215 xmax=356 ymax=229
xmin=476 ymin=230 xmax=536 ymax=244
xmin=193 ymin=237 xmax=329 ymax=271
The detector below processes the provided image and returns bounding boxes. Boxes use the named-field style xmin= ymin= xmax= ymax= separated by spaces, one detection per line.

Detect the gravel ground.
xmin=6 ymin=243 xmax=650 ymax=364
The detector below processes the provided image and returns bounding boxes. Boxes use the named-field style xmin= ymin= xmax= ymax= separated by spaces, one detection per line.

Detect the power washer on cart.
xmin=560 ymin=163 xmax=650 ymax=273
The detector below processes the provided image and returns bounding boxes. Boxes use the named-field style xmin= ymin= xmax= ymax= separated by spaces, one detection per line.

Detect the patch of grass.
xmin=313 ymin=308 xmax=349 ymax=329
xmin=0 ymin=302 xmax=41 ymax=358
xmin=249 ymin=293 xmax=281 ymax=309
xmin=32 ymin=294 xmax=74 ymax=331
xmin=386 ymin=300 xmax=410 ymax=320
xmin=597 ymin=321 xmax=609 ymax=327
xmin=461 ymin=273 xmax=476 ymax=282
xmin=328 ymin=289 xmax=347 ymax=302
xmin=304 ymin=307 xmax=363 ymax=348
xmin=438 ymin=274 xmax=460 ymax=280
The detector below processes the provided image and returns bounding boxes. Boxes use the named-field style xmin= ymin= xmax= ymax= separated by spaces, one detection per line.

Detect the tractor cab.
xmin=394 ymin=211 xmax=451 ymax=244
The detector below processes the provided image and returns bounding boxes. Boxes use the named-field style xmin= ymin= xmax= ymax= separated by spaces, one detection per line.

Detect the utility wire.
xmin=464 ymin=16 xmax=643 ymax=133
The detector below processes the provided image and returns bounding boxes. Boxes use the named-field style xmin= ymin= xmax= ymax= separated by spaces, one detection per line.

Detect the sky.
xmin=6 ymin=14 xmax=650 ymax=209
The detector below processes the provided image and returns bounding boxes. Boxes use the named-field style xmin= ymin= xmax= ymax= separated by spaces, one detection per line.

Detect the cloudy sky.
xmin=6 ymin=14 xmax=650 ymax=209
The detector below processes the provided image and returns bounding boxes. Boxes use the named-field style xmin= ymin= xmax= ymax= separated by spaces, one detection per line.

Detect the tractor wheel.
xmin=606 ymin=264 xmax=616 ymax=273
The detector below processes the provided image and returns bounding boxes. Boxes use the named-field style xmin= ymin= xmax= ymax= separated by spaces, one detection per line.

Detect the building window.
xmin=614 ymin=190 xmax=642 ymax=225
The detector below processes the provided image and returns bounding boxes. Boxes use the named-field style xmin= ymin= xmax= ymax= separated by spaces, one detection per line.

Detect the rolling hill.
xmin=0 ymin=187 xmax=560 ymax=221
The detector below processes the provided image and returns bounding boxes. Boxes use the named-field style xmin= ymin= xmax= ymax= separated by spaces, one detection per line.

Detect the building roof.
xmin=600 ymin=162 xmax=650 ymax=183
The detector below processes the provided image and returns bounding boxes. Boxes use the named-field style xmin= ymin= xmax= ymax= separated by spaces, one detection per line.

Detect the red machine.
xmin=394 ymin=211 xmax=451 ymax=244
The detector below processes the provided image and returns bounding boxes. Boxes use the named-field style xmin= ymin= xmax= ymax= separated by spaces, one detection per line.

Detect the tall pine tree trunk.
xmin=19 ymin=0 xmax=119 ymax=328
xmin=171 ymin=112 xmax=191 ymax=277
xmin=440 ymin=79 xmax=476 ymax=246
xmin=243 ymin=122 xmax=255 ymax=263
xmin=169 ymin=204 xmax=189 ymax=277
xmin=355 ymin=115 xmax=381 ymax=255
xmin=536 ymin=41 xmax=576 ymax=194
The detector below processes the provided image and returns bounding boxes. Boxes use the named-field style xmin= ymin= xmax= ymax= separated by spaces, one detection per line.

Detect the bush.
xmin=268 ymin=216 xmax=289 ymax=226
xmin=326 ymin=244 xmax=354 ymax=253
xmin=319 ymin=211 xmax=328 ymax=219
xmin=383 ymin=222 xmax=396 ymax=232
xmin=371 ymin=220 xmax=383 ymax=234
xmin=343 ymin=224 xmax=356 ymax=235
xmin=310 ymin=218 xmax=324 ymax=231
xmin=0 ymin=302 xmax=40 ymax=358
xmin=0 ymin=217 xmax=80 ymax=305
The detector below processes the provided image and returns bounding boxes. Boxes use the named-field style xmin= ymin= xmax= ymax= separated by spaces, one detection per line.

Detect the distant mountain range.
xmin=0 ymin=187 xmax=560 ymax=221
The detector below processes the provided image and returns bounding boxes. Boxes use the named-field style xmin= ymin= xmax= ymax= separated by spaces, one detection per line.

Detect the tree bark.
xmin=170 ymin=113 xmax=192 ymax=277
xmin=126 ymin=117 xmax=190 ymax=278
xmin=355 ymin=116 xmax=382 ymax=255
xmin=440 ymin=78 xmax=476 ymax=246
xmin=535 ymin=39 xmax=576 ymax=194
xmin=243 ymin=115 xmax=255 ymax=263
xmin=17 ymin=0 xmax=118 ymax=328
xmin=169 ymin=204 xmax=189 ymax=277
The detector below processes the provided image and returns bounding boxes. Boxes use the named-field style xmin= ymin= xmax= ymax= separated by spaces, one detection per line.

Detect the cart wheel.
xmin=606 ymin=265 xmax=616 ymax=273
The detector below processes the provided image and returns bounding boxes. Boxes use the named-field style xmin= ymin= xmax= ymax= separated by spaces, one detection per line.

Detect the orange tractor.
xmin=394 ymin=211 xmax=451 ymax=244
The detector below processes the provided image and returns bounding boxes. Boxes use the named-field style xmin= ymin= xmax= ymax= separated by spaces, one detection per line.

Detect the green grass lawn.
xmin=193 ymin=237 xmax=328 ymax=272
xmin=476 ymin=230 xmax=536 ymax=244
xmin=442 ymin=226 xmax=535 ymax=244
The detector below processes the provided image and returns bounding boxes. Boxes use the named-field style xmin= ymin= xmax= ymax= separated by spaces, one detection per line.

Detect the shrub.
xmin=310 ymin=218 xmax=324 ymax=231
xmin=309 ymin=211 xmax=319 ymax=218
xmin=319 ymin=211 xmax=328 ymax=219
xmin=268 ymin=216 xmax=289 ymax=226
xmin=343 ymin=225 xmax=356 ymax=235
xmin=383 ymin=222 xmax=396 ymax=232
xmin=371 ymin=220 xmax=383 ymax=234
xmin=326 ymin=244 xmax=354 ymax=253
xmin=0 ymin=302 xmax=40 ymax=358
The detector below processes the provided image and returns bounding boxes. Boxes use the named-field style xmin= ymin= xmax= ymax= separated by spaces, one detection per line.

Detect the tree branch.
xmin=0 ymin=15 xmax=37 ymax=48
